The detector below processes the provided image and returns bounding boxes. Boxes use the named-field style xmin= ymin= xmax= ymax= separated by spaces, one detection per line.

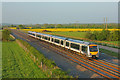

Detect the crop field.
xmin=22 ymin=28 xmax=120 ymax=32
xmin=43 ymin=31 xmax=87 ymax=38
xmin=2 ymin=41 xmax=47 ymax=78
xmin=41 ymin=31 xmax=119 ymax=45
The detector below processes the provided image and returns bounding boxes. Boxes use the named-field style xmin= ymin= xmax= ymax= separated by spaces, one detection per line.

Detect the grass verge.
xmin=0 ymin=41 xmax=2 ymax=79
xmin=2 ymin=41 xmax=47 ymax=78
xmin=99 ymin=48 xmax=118 ymax=58
xmin=2 ymin=39 xmax=71 ymax=78
xmin=17 ymin=39 xmax=71 ymax=78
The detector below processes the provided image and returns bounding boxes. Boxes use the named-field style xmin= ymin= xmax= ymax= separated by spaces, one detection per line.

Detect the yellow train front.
xmin=87 ymin=44 xmax=99 ymax=58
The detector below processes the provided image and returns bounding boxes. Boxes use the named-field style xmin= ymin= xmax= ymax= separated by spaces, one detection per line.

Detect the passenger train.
xmin=28 ymin=31 xmax=99 ymax=58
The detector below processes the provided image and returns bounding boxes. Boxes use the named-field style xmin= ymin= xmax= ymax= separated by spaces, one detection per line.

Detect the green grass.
xmin=0 ymin=41 xmax=2 ymax=79
xmin=2 ymin=41 xmax=47 ymax=78
xmin=43 ymin=31 xmax=87 ymax=39
xmin=0 ymin=31 xmax=2 ymax=40
xmin=17 ymin=39 xmax=71 ymax=78
xmin=99 ymin=48 xmax=118 ymax=58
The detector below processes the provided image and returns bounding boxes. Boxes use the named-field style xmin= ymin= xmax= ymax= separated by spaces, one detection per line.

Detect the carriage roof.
xmin=52 ymin=35 xmax=67 ymax=40
xmin=28 ymin=31 xmax=96 ymax=45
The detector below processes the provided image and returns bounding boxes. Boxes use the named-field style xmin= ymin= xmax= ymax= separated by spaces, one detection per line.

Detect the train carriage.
xmin=51 ymin=36 xmax=66 ymax=47
xmin=28 ymin=31 xmax=99 ymax=58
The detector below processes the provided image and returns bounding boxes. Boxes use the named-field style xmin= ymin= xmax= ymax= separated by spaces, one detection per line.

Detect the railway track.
xmin=11 ymin=29 xmax=120 ymax=79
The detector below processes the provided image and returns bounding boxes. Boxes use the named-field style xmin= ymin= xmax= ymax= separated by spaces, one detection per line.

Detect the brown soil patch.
xmin=112 ymin=59 xmax=119 ymax=63
xmin=90 ymin=73 xmax=100 ymax=78
xmin=76 ymin=65 xmax=87 ymax=72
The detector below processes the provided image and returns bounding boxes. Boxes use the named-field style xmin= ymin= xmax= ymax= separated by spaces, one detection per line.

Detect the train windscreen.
xmin=89 ymin=46 xmax=98 ymax=52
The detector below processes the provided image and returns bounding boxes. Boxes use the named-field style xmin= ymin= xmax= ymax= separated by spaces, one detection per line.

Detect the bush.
xmin=2 ymin=29 xmax=11 ymax=41
xmin=85 ymin=29 xmax=119 ymax=41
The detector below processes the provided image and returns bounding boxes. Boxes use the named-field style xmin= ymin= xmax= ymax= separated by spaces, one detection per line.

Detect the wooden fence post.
xmin=41 ymin=62 xmax=43 ymax=68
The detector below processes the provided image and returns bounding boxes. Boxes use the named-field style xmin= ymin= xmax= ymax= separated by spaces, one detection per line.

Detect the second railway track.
xmin=11 ymin=29 xmax=120 ymax=79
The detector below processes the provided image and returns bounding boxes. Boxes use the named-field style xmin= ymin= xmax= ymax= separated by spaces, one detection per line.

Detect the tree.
xmin=112 ymin=31 xmax=119 ymax=41
xmin=56 ymin=24 xmax=62 ymax=28
xmin=2 ymin=29 xmax=11 ymax=41
xmin=17 ymin=25 xmax=25 ymax=29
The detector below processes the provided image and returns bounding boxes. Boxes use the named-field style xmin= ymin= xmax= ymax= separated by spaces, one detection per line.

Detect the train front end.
xmin=88 ymin=44 xmax=99 ymax=58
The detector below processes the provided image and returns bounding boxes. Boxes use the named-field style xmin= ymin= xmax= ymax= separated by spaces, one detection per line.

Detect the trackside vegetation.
xmin=2 ymin=38 xmax=71 ymax=78
xmin=2 ymin=29 xmax=71 ymax=78
xmin=2 ymin=41 xmax=47 ymax=78
xmin=99 ymin=48 xmax=118 ymax=58
xmin=86 ymin=29 xmax=120 ymax=41
xmin=17 ymin=39 xmax=71 ymax=78
xmin=2 ymin=29 xmax=11 ymax=41
xmin=0 ymin=41 xmax=1 ymax=79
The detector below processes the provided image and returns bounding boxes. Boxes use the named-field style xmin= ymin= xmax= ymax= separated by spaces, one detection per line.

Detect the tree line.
xmin=85 ymin=29 xmax=120 ymax=41
xmin=3 ymin=23 xmax=119 ymax=29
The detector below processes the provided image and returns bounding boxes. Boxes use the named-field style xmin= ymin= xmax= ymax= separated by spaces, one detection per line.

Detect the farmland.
xmin=41 ymin=31 xmax=119 ymax=45
xmin=20 ymin=29 xmax=119 ymax=44
xmin=22 ymin=28 xmax=120 ymax=32
xmin=2 ymin=41 xmax=47 ymax=78
xmin=43 ymin=31 xmax=87 ymax=38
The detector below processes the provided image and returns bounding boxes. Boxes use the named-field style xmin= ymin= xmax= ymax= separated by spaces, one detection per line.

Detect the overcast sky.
xmin=2 ymin=2 xmax=118 ymax=24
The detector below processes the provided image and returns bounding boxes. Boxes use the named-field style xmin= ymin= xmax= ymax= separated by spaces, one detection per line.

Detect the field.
xmin=21 ymin=29 xmax=119 ymax=45
xmin=43 ymin=31 xmax=87 ymax=38
xmin=22 ymin=28 xmax=120 ymax=32
xmin=2 ymin=41 xmax=47 ymax=78
xmin=41 ymin=31 xmax=119 ymax=45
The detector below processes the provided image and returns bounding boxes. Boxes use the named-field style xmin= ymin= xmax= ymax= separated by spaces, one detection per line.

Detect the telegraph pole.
xmin=106 ymin=17 xmax=107 ymax=30
xmin=104 ymin=17 xmax=107 ymax=29
xmin=104 ymin=17 xmax=105 ymax=28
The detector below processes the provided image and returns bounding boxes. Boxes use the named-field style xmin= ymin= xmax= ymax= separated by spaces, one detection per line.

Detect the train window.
xmin=42 ymin=36 xmax=44 ymax=39
xmin=45 ymin=36 xmax=48 ymax=40
xmin=89 ymin=46 xmax=98 ymax=52
xmin=66 ymin=42 xmax=69 ymax=47
xmin=28 ymin=33 xmax=31 ymax=35
xmin=32 ymin=33 xmax=35 ymax=36
xmin=48 ymin=37 xmax=50 ymax=41
xmin=55 ymin=39 xmax=59 ymax=44
xmin=71 ymin=43 xmax=80 ymax=50
xmin=52 ymin=38 xmax=54 ymax=42
xmin=61 ymin=40 xmax=63 ymax=45
xmin=36 ymin=35 xmax=41 ymax=38
xmin=82 ymin=46 xmax=87 ymax=53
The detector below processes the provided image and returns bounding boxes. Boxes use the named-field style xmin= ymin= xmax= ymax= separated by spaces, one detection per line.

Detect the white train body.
xmin=28 ymin=31 xmax=99 ymax=58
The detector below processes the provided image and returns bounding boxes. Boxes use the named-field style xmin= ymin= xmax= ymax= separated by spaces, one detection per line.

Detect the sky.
xmin=1 ymin=2 xmax=119 ymax=24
